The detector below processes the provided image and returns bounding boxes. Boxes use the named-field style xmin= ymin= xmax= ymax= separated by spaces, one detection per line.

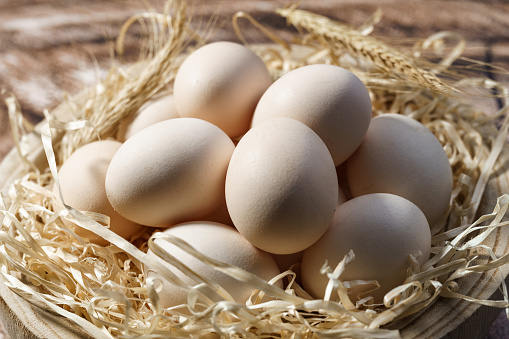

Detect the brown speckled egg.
xmin=117 ymin=94 xmax=180 ymax=142
xmin=226 ymin=117 xmax=338 ymax=255
xmin=301 ymin=193 xmax=431 ymax=303
xmin=146 ymin=222 xmax=282 ymax=308
xmin=53 ymin=140 xmax=143 ymax=245
xmin=174 ymin=41 xmax=272 ymax=138
xmin=251 ymin=64 xmax=372 ymax=166
xmin=346 ymin=113 xmax=453 ymax=230
xmin=105 ymin=118 xmax=235 ymax=227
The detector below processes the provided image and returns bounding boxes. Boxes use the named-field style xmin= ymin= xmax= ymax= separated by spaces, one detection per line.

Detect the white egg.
xmin=301 ymin=193 xmax=431 ymax=303
xmin=106 ymin=118 xmax=235 ymax=227
xmin=53 ymin=140 xmax=143 ymax=245
xmin=117 ymin=94 xmax=180 ymax=142
xmin=346 ymin=113 xmax=453 ymax=230
xmin=226 ymin=117 xmax=338 ymax=254
xmin=251 ymin=64 xmax=372 ymax=166
xmin=174 ymin=41 xmax=272 ymax=138
xmin=146 ymin=222 xmax=281 ymax=308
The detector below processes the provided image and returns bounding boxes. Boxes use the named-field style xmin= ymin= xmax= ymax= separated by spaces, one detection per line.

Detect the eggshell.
xmin=53 ymin=140 xmax=142 ymax=246
xmin=271 ymin=251 xmax=303 ymax=272
xmin=226 ymin=117 xmax=338 ymax=255
xmin=197 ymin=200 xmax=234 ymax=227
xmin=174 ymin=41 xmax=272 ymax=138
xmin=336 ymin=162 xmax=352 ymax=203
xmin=301 ymin=193 xmax=431 ymax=303
xmin=271 ymin=251 xmax=304 ymax=285
xmin=251 ymin=64 xmax=372 ymax=166
xmin=338 ymin=186 xmax=348 ymax=206
xmin=146 ymin=222 xmax=282 ymax=309
xmin=105 ymin=118 xmax=235 ymax=227
xmin=346 ymin=113 xmax=453 ymax=230
xmin=117 ymin=93 xmax=180 ymax=142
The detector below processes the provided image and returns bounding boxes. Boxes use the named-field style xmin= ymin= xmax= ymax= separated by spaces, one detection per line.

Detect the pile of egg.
xmin=54 ymin=41 xmax=453 ymax=306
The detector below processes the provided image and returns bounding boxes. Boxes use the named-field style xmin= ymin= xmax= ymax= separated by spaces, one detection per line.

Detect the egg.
xmin=251 ymin=64 xmax=372 ymax=166
xmin=336 ymin=162 xmax=351 ymax=204
xmin=174 ymin=41 xmax=272 ymax=138
xmin=146 ymin=222 xmax=282 ymax=309
xmin=116 ymin=93 xmax=180 ymax=142
xmin=346 ymin=113 xmax=453 ymax=230
xmin=338 ymin=186 xmax=348 ymax=206
xmin=53 ymin=140 xmax=143 ymax=245
xmin=197 ymin=200 xmax=234 ymax=227
xmin=105 ymin=118 xmax=235 ymax=227
xmin=226 ymin=117 xmax=338 ymax=255
xmin=271 ymin=251 xmax=304 ymax=272
xmin=301 ymin=193 xmax=431 ymax=303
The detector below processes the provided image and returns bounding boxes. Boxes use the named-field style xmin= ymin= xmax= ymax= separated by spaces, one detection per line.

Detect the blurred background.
xmin=0 ymin=1 xmax=508 ymax=338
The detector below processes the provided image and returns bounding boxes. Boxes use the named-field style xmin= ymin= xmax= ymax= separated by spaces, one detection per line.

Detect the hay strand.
xmin=57 ymin=0 xmax=189 ymax=163
xmin=276 ymin=7 xmax=453 ymax=95
xmin=1 ymin=2 xmax=509 ymax=338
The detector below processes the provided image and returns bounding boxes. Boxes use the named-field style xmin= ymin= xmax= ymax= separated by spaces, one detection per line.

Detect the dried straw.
xmin=55 ymin=0 xmax=189 ymax=164
xmin=276 ymin=6 xmax=453 ymax=95
xmin=1 ymin=2 xmax=509 ymax=339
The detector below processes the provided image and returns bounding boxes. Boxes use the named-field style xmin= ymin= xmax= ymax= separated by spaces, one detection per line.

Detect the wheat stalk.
xmin=276 ymin=7 xmax=452 ymax=95
xmin=58 ymin=0 xmax=189 ymax=162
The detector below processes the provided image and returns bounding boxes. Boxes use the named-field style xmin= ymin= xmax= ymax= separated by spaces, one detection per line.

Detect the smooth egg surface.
xmin=146 ymin=222 xmax=282 ymax=309
xmin=301 ymin=193 xmax=431 ymax=303
xmin=117 ymin=93 xmax=180 ymax=142
xmin=53 ymin=140 xmax=142 ymax=245
xmin=106 ymin=118 xmax=235 ymax=227
xmin=174 ymin=41 xmax=272 ymax=138
xmin=226 ymin=117 xmax=338 ymax=255
xmin=346 ymin=113 xmax=453 ymax=231
xmin=251 ymin=64 xmax=372 ymax=166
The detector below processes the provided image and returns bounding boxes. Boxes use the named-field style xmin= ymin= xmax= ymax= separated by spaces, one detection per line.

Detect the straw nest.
xmin=2 ymin=1 xmax=509 ymax=338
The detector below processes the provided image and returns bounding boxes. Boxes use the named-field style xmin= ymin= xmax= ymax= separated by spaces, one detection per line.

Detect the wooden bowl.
xmin=1 ymin=46 xmax=508 ymax=339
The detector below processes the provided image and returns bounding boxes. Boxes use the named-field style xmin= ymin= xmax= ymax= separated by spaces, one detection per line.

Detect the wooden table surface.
xmin=0 ymin=1 xmax=508 ymax=338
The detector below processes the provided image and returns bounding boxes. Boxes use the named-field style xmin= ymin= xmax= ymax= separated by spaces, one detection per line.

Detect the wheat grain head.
xmin=277 ymin=7 xmax=453 ymax=95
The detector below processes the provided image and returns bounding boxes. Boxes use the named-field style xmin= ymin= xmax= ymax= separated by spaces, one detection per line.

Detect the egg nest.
xmin=2 ymin=1 xmax=509 ymax=338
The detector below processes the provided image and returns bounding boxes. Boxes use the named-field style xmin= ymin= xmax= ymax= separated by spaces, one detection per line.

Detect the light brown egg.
xmin=338 ymin=186 xmax=348 ymax=206
xmin=225 ymin=117 xmax=338 ymax=255
xmin=301 ymin=193 xmax=431 ymax=303
xmin=146 ymin=222 xmax=282 ymax=309
xmin=117 ymin=94 xmax=180 ymax=142
xmin=197 ymin=200 xmax=234 ymax=227
xmin=271 ymin=251 xmax=303 ymax=272
xmin=251 ymin=64 xmax=372 ymax=166
xmin=346 ymin=113 xmax=453 ymax=230
xmin=105 ymin=118 xmax=235 ymax=227
xmin=174 ymin=41 xmax=272 ymax=138
xmin=336 ymin=162 xmax=352 ymax=204
xmin=53 ymin=140 xmax=143 ymax=246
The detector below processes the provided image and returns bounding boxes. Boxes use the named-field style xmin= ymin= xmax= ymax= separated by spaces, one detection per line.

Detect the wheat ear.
xmin=277 ymin=7 xmax=452 ymax=94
